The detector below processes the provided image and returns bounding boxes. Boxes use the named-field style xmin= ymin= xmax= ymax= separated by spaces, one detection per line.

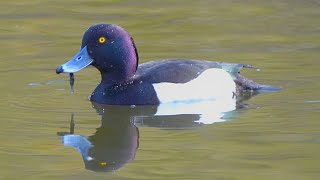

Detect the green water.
xmin=1 ymin=0 xmax=320 ymax=179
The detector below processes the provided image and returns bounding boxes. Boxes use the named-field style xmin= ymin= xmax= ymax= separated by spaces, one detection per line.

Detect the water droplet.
xmin=305 ymin=100 xmax=320 ymax=103
xmin=130 ymin=105 xmax=136 ymax=108
xmin=28 ymin=82 xmax=41 ymax=86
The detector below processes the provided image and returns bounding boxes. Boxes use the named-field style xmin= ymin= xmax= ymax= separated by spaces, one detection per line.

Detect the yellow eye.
xmin=98 ymin=37 xmax=106 ymax=44
xmin=100 ymin=162 xmax=107 ymax=166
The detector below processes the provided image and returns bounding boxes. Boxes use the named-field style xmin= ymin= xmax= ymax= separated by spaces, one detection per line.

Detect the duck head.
xmin=56 ymin=24 xmax=139 ymax=83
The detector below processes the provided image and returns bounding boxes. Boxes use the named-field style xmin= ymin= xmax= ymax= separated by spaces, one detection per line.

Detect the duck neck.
xmin=100 ymin=69 xmax=134 ymax=86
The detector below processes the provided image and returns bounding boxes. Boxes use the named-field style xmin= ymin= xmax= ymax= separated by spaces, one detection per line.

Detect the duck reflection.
xmin=57 ymin=93 xmax=255 ymax=172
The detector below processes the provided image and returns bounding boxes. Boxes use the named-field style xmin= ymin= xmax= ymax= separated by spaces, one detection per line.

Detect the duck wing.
xmin=136 ymin=59 xmax=276 ymax=92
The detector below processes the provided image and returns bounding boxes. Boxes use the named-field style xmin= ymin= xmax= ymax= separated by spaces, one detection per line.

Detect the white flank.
xmin=153 ymin=68 xmax=236 ymax=103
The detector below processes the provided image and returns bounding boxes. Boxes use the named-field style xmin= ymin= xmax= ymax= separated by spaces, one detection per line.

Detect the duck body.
xmin=56 ymin=24 xmax=274 ymax=105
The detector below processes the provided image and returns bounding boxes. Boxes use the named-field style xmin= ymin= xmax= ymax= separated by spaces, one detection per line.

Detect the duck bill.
xmin=56 ymin=46 xmax=93 ymax=74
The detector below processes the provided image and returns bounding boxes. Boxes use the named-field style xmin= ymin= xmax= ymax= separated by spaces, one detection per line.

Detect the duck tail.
xmin=220 ymin=63 xmax=280 ymax=93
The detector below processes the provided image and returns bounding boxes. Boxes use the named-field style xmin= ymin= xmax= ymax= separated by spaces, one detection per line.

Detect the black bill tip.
xmin=56 ymin=66 xmax=64 ymax=74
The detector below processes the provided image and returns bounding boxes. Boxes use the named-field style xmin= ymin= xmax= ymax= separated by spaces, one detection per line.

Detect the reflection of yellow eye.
xmin=98 ymin=37 xmax=106 ymax=44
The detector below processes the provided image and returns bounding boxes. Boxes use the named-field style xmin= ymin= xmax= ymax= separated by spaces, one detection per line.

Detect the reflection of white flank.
xmin=153 ymin=68 xmax=236 ymax=124
xmin=155 ymin=98 xmax=236 ymax=124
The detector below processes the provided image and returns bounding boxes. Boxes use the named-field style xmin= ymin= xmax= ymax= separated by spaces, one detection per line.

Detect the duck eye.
xmin=98 ymin=37 xmax=106 ymax=44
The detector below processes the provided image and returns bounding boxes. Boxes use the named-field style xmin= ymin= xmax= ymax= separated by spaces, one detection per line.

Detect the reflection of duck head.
xmin=59 ymin=104 xmax=140 ymax=172
xmin=86 ymin=115 xmax=138 ymax=172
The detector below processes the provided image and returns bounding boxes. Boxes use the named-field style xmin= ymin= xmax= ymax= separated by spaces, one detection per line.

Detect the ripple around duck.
xmin=1 ymin=68 xmax=92 ymax=113
xmin=6 ymin=89 xmax=93 ymax=114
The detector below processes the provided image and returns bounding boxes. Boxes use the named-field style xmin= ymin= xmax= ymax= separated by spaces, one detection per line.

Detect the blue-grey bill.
xmin=56 ymin=46 xmax=93 ymax=74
